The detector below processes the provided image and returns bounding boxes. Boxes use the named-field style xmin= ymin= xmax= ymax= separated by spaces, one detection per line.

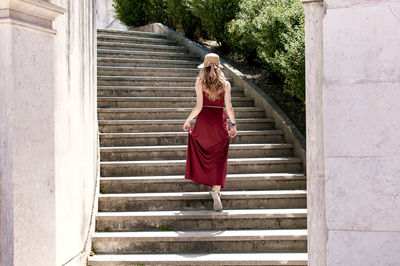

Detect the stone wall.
xmin=303 ymin=0 xmax=400 ymax=265
xmin=53 ymin=1 xmax=98 ymax=265
xmin=0 ymin=1 xmax=98 ymax=265
xmin=95 ymin=0 xmax=126 ymax=30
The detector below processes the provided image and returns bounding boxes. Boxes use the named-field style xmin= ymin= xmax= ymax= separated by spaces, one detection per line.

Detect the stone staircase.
xmin=88 ymin=28 xmax=307 ymax=265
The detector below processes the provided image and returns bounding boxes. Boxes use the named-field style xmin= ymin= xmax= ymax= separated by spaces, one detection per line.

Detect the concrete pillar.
xmin=0 ymin=1 xmax=65 ymax=265
xmin=302 ymin=1 xmax=327 ymax=266
xmin=303 ymin=0 xmax=400 ymax=265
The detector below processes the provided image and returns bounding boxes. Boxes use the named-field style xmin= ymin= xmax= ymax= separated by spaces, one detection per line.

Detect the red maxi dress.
xmin=185 ymin=89 xmax=230 ymax=188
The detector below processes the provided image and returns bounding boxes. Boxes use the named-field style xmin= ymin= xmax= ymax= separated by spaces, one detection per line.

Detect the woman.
xmin=183 ymin=53 xmax=237 ymax=211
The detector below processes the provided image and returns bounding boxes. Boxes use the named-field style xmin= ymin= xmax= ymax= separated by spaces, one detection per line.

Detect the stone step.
xmin=97 ymin=41 xmax=188 ymax=53
xmin=97 ymin=57 xmax=202 ymax=67
xmin=91 ymin=229 xmax=307 ymax=254
xmin=97 ymin=75 xmax=233 ymax=86
xmin=97 ymin=34 xmax=176 ymax=45
xmin=98 ymin=190 xmax=307 ymax=211
xmin=88 ymin=252 xmax=308 ymax=266
xmin=98 ymin=118 xmax=273 ymax=133
xmin=100 ymin=173 xmax=306 ymax=193
xmin=97 ymin=49 xmax=200 ymax=60
xmin=99 ymin=130 xmax=285 ymax=146
xmin=97 ymin=66 xmax=200 ymax=77
xmin=100 ymin=157 xmax=303 ymax=177
xmin=100 ymin=143 xmax=293 ymax=161
xmin=97 ymin=95 xmax=251 ymax=108
xmin=97 ymin=29 xmax=167 ymax=39
xmin=98 ymin=106 xmax=259 ymax=119
xmin=97 ymin=85 xmax=244 ymax=97
xmin=95 ymin=208 xmax=307 ymax=232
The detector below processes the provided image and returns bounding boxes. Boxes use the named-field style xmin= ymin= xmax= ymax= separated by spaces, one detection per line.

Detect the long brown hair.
xmin=197 ymin=65 xmax=227 ymax=101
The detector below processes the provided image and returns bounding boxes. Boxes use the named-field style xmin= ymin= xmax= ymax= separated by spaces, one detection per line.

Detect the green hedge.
xmin=228 ymin=0 xmax=305 ymax=102
xmin=185 ymin=0 xmax=240 ymax=48
xmin=112 ymin=0 xmax=305 ymax=102
xmin=112 ymin=0 xmax=201 ymax=38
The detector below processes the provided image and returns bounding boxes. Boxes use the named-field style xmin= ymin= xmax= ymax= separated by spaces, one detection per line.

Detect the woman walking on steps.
xmin=183 ymin=53 xmax=237 ymax=212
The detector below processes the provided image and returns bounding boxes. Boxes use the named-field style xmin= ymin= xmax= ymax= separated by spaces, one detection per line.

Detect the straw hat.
xmin=197 ymin=53 xmax=224 ymax=69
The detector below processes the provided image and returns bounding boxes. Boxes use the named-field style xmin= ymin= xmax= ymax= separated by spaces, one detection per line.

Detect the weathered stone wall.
xmin=303 ymin=0 xmax=400 ymax=265
xmin=96 ymin=0 xmax=126 ymax=30
xmin=0 ymin=1 xmax=98 ymax=265
xmin=52 ymin=1 xmax=98 ymax=265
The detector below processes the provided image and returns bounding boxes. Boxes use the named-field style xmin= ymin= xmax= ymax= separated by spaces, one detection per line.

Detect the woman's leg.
xmin=211 ymin=185 xmax=222 ymax=211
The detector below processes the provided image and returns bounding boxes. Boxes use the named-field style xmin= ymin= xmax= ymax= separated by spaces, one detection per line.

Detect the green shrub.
xmin=228 ymin=0 xmax=305 ymax=102
xmin=185 ymin=0 xmax=240 ymax=48
xmin=273 ymin=26 xmax=305 ymax=102
xmin=113 ymin=0 xmax=201 ymax=38
xmin=164 ymin=0 xmax=202 ymax=38
xmin=112 ymin=0 xmax=155 ymax=27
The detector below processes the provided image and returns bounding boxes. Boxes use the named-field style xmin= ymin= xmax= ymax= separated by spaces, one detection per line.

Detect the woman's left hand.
xmin=229 ymin=125 xmax=237 ymax=138
xmin=183 ymin=120 xmax=191 ymax=131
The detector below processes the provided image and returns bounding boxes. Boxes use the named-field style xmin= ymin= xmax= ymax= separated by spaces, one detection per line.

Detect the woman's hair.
xmin=197 ymin=65 xmax=227 ymax=101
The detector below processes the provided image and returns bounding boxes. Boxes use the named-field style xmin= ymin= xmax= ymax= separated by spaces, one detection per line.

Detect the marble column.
xmin=0 ymin=1 xmax=64 ymax=265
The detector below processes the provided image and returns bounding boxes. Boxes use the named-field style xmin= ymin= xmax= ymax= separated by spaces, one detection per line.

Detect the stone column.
xmin=302 ymin=1 xmax=327 ymax=266
xmin=0 ymin=1 xmax=64 ymax=265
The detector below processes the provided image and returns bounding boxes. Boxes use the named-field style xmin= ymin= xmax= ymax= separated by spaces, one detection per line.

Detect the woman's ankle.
xmin=212 ymin=185 xmax=221 ymax=193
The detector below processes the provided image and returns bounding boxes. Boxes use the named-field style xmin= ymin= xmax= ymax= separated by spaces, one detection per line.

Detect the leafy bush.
xmin=228 ymin=0 xmax=305 ymax=102
xmin=273 ymin=26 xmax=305 ymax=102
xmin=185 ymin=0 xmax=240 ymax=48
xmin=164 ymin=0 xmax=202 ymax=38
xmin=112 ymin=0 xmax=160 ymax=27
xmin=113 ymin=0 xmax=201 ymax=38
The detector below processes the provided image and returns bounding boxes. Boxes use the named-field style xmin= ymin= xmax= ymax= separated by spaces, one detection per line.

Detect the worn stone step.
xmin=97 ymin=41 xmax=188 ymax=53
xmin=97 ymin=34 xmax=176 ymax=45
xmin=99 ymin=130 xmax=285 ymax=146
xmin=97 ymin=106 xmax=258 ymax=120
xmin=91 ymin=229 xmax=307 ymax=254
xmin=100 ymin=143 xmax=292 ymax=161
xmin=97 ymin=29 xmax=167 ymax=39
xmin=98 ymin=190 xmax=307 ymax=211
xmin=97 ymin=75 xmax=232 ymax=86
xmin=97 ymin=49 xmax=200 ymax=60
xmin=88 ymin=252 xmax=308 ymax=266
xmin=97 ymin=57 xmax=202 ymax=67
xmin=98 ymin=118 xmax=273 ymax=133
xmin=95 ymin=208 xmax=307 ymax=232
xmin=97 ymin=85 xmax=244 ymax=97
xmin=100 ymin=157 xmax=302 ymax=177
xmin=98 ymin=66 xmax=200 ymax=77
xmin=97 ymin=75 xmax=193 ymax=86
xmin=97 ymin=95 xmax=250 ymax=108
xmin=100 ymin=173 xmax=306 ymax=193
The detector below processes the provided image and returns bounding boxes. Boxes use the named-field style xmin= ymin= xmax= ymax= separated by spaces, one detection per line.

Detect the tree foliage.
xmin=228 ymin=0 xmax=305 ymax=102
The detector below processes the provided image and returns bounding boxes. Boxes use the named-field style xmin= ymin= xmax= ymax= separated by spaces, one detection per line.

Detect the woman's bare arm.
xmin=224 ymin=80 xmax=236 ymax=124
xmin=185 ymin=78 xmax=203 ymax=123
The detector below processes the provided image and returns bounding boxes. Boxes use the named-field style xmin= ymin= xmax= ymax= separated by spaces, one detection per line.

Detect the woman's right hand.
xmin=183 ymin=120 xmax=191 ymax=131
xmin=229 ymin=125 xmax=237 ymax=138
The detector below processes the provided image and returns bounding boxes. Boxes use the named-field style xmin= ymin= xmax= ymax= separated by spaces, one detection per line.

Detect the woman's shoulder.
xmin=223 ymin=79 xmax=231 ymax=91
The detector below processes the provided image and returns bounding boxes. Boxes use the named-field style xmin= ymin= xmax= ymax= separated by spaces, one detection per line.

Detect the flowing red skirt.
xmin=185 ymin=107 xmax=230 ymax=188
